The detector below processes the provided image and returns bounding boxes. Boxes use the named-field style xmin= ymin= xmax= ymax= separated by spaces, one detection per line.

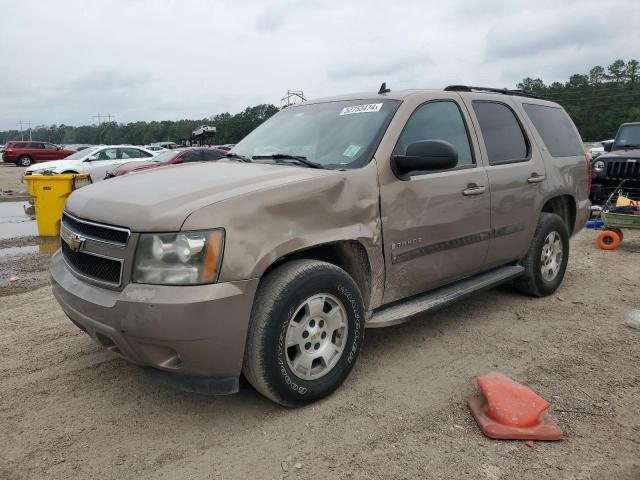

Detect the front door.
xmin=379 ymin=99 xmax=491 ymax=303
xmin=84 ymin=147 xmax=120 ymax=181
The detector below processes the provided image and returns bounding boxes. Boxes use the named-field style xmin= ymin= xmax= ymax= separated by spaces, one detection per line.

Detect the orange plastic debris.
xmin=468 ymin=372 xmax=563 ymax=441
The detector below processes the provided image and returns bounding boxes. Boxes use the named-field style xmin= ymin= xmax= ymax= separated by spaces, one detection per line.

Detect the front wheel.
xmin=243 ymin=260 xmax=365 ymax=407
xmin=514 ymin=213 xmax=570 ymax=297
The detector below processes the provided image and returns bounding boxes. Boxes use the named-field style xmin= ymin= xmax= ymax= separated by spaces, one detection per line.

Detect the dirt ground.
xmin=0 ymin=161 xmax=638 ymax=479
xmin=0 ymin=162 xmax=27 ymax=196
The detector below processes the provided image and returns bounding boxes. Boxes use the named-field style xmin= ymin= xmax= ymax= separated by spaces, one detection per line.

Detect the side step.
xmin=366 ymin=265 xmax=524 ymax=328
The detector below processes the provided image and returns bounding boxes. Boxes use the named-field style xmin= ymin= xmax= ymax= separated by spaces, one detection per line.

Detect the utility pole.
xmin=93 ymin=113 xmax=115 ymax=144
xmin=17 ymin=120 xmax=32 ymax=141
xmin=280 ymin=90 xmax=306 ymax=107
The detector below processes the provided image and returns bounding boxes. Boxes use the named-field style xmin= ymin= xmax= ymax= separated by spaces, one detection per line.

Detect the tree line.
xmin=2 ymin=60 xmax=638 ymax=145
xmin=0 ymin=104 xmax=279 ymax=146
xmin=518 ymin=59 xmax=640 ymax=141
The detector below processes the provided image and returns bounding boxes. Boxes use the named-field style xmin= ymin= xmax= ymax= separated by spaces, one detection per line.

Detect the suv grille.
xmin=61 ymin=213 xmax=129 ymax=244
xmin=605 ymin=160 xmax=640 ymax=180
xmin=61 ymin=241 xmax=122 ymax=284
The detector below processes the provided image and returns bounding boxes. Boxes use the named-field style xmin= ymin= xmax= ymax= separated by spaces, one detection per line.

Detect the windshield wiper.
xmin=620 ymin=144 xmax=640 ymax=150
xmin=225 ymin=152 xmax=252 ymax=163
xmin=251 ymin=154 xmax=323 ymax=169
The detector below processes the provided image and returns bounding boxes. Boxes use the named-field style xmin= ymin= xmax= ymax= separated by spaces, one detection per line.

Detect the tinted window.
xmin=121 ymin=148 xmax=142 ymax=159
xmin=473 ymin=102 xmax=528 ymax=165
xmin=396 ymin=101 xmax=473 ymax=167
xmin=44 ymin=143 xmax=57 ymax=150
xmin=13 ymin=143 xmax=27 ymax=148
xmin=181 ymin=151 xmax=202 ymax=163
xmin=522 ymin=104 xmax=583 ymax=157
xmin=202 ymin=150 xmax=224 ymax=161
xmin=614 ymin=124 xmax=640 ymax=150
xmin=29 ymin=142 xmax=44 ymax=149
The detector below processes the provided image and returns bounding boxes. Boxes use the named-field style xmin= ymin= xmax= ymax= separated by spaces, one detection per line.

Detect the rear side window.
xmin=29 ymin=142 xmax=44 ymax=149
xmin=522 ymin=104 xmax=583 ymax=157
xmin=12 ymin=142 xmax=27 ymax=148
xmin=472 ymin=101 xmax=529 ymax=165
xmin=202 ymin=150 xmax=225 ymax=161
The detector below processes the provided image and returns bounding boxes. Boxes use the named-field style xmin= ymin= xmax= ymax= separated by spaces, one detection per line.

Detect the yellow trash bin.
xmin=23 ymin=173 xmax=91 ymax=237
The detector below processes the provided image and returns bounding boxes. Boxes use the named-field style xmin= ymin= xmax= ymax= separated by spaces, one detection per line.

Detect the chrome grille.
xmin=60 ymin=212 xmax=131 ymax=287
xmin=61 ymin=241 xmax=122 ymax=284
xmin=61 ymin=212 xmax=129 ymax=245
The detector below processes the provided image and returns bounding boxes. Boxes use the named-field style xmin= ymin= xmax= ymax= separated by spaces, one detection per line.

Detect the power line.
xmin=17 ymin=120 xmax=32 ymax=141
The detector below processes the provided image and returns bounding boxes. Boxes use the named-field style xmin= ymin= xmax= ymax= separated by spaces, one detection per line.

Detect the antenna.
xmin=378 ymin=82 xmax=390 ymax=94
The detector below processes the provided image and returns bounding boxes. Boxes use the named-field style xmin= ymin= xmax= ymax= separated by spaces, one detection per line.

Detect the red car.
xmin=3 ymin=141 xmax=76 ymax=167
xmin=107 ymin=147 xmax=228 ymax=177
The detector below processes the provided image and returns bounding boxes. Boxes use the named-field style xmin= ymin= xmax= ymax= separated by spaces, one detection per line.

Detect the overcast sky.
xmin=1 ymin=0 xmax=639 ymax=130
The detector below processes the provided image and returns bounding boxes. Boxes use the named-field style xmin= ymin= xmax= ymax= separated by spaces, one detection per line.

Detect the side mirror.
xmin=391 ymin=140 xmax=458 ymax=180
xmin=56 ymin=146 xmax=62 ymax=150
xmin=603 ymin=141 xmax=613 ymax=152
xmin=86 ymin=155 xmax=97 ymax=162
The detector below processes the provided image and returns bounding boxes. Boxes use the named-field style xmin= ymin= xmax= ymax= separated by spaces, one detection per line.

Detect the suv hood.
xmin=65 ymin=161 xmax=334 ymax=231
xmin=600 ymin=148 xmax=640 ymax=160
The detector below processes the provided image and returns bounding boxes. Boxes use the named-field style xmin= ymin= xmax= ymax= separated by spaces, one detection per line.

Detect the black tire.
xmin=243 ymin=260 xmax=365 ymax=407
xmin=17 ymin=155 xmax=32 ymax=167
xmin=514 ymin=212 xmax=569 ymax=297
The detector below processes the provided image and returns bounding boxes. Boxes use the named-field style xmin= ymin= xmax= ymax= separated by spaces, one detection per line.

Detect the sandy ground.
xmin=0 ymin=216 xmax=639 ymax=479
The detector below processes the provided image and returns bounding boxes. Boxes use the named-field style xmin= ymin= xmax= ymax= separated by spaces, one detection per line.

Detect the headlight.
xmin=593 ymin=160 xmax=605 ymax=172
xmin=132 ymin=229 xmax=224 ymax=285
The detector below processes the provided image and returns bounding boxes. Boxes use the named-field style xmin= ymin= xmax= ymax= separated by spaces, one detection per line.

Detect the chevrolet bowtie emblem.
xmin=67 ymin=233 xmax=85 ymax=252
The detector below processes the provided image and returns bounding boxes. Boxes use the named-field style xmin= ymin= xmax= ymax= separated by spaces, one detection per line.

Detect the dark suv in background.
xmin=2 ymin=141 xmax=75 ymax=167
xmin=591 ymin=122 xmax=640 ymax=203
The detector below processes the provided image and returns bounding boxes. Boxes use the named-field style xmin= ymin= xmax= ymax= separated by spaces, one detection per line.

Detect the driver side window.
xmin=396 ymin=101 xmax=474 ymax=167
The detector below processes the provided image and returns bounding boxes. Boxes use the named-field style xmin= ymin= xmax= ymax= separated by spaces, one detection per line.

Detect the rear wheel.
xmin=17 ymin=155 xmax=32 ymax=167
xmin=243 ymin=260 xmax=365 ymax=407
xmin=596 ymin=230 xmax=621 ymax=250
xmin=514 ymin=213 xmax=569 ymax=297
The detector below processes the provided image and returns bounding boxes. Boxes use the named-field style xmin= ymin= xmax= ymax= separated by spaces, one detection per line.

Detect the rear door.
xmin=460 ymin=95 xmax=547 ymax=266
xmin=378 ymin=96 xmax=491 ymax=303
xmin=28 ymin=142 xmax=45 ymax=162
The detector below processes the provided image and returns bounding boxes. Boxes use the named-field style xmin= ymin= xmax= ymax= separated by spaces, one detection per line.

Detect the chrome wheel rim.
xmin=540 ymin=231 xmax=563 ymax=282
xmin=285 ymin=293 xmax=348 ymax=381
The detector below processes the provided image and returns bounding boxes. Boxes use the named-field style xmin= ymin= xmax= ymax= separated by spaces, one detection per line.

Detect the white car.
xmin=144 ymin=145 xmax=168 ymax=152
xmin=24 ymin=145 xmax=157 ymax=182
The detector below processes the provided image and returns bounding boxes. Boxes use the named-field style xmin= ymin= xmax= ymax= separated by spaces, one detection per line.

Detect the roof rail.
xmin=444 ymin=85 xmax=544 ymax=100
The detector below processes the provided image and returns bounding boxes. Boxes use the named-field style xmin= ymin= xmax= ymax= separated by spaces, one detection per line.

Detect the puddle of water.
xmin=0 ymin=201 xmax=37 ymax=240
xmin=0 ymin=245 xmax=39 ymax=257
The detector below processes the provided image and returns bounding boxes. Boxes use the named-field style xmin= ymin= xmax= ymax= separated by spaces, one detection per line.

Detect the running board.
xmin=366 ymin=265 xmax=524 ymax=328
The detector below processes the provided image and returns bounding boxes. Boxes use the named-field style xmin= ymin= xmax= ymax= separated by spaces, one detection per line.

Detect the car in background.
xmin=144 ymin=145 xmax=167 ymax=152
xmin=150 ymin=141 xmax=179 ymax=150
xmin=107 ymin=147 xmax=227 ymax=177
xmin=3 ymin=141 xmax=76 ymax=167
xmin=589 ymin=139 xmax=614 ymax=160
xmin=591 ymin=123 xmax=640 ymax=203
xmin=63 ymin=144 xmax=93 ymax=152
xmin=24 ymin=145 xmax=157 ymax=182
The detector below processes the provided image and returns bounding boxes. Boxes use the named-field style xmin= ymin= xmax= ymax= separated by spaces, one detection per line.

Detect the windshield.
xmin=614 ymin=125 xmax=640 ymax=149
xmin=65 ymin=147 xmax=98 ymax=160
xmin=152 ymin=149 xmax=182 ymax=163
xmin=231 ymin=99 xmax=400 ymax=168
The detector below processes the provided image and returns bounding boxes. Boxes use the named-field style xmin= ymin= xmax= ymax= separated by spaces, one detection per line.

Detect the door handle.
xmin=462 ymin=185 xmax=486 ymax=196
xmin=527 ymin=173 xmax=545 ymax=183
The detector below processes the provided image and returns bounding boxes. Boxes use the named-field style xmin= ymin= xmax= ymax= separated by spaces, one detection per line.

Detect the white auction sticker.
xmin=339 ymin=103 xmax=383 ymax=115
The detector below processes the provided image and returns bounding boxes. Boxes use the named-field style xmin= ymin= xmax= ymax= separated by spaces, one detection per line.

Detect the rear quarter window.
xmin=522 ymin=104 xmax=584 ymax=157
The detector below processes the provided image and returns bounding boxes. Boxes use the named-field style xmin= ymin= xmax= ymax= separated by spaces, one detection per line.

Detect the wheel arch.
xmin=540 ymin=194 xmax=577 ymax=235
xmin=260 ymin=240 xmax=373 ymax=311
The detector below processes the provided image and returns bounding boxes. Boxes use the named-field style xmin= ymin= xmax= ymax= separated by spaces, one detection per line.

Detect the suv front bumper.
xmin=50 ymin=250 xmax=259 ymax=391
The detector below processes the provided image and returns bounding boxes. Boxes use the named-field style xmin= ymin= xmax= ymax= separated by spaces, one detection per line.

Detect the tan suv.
xmin=50 ymin=85 xmax=591 ymax=406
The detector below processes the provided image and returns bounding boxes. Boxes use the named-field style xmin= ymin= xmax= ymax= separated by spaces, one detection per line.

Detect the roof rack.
xmin=444 ymin=85 xmax=543 ymax=100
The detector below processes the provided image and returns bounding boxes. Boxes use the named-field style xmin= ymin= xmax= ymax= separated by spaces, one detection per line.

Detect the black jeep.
xmin=591 ymin=122 xmax=640 ymax=204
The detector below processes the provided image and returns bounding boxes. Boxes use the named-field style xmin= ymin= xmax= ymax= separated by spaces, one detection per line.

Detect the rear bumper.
xmin=50 ymin=250 xmax=259 ymax=383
